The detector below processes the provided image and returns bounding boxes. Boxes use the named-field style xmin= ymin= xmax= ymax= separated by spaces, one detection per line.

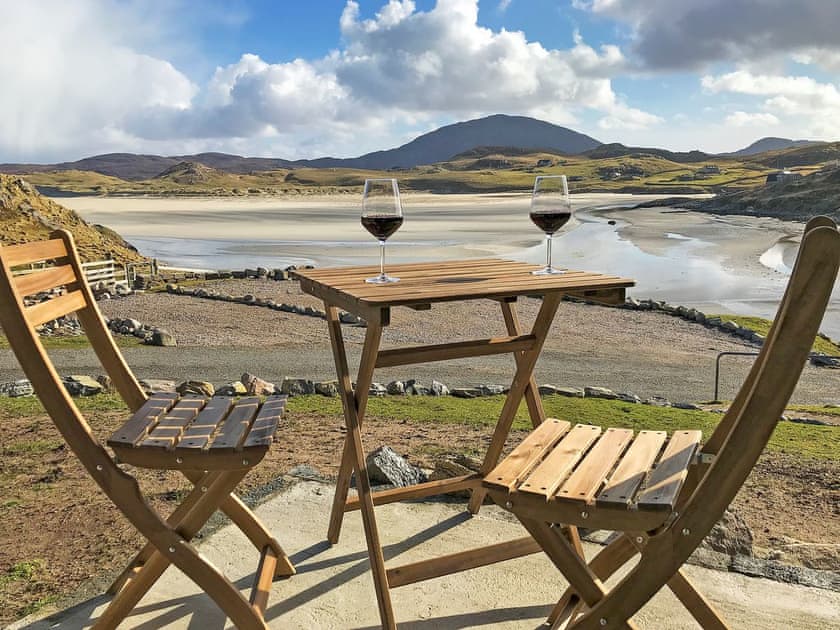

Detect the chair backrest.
xmin=689 ymin=218 xmax=840 ymax=523
xmin=0 ymin=230 xmax=147 ymax=477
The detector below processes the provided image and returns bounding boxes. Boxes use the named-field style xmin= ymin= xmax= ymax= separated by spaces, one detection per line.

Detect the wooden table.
xmin=295 ymin=259 xmax=634 ymax=629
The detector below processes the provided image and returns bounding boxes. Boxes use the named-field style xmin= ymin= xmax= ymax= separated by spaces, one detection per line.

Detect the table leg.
xmin=323 ymin=305 xmax=396 ymax=628
xmin=499 ymin=300 xmax=546 ymax=429
xmin=468 ymin=293 xmax=562 ymax=514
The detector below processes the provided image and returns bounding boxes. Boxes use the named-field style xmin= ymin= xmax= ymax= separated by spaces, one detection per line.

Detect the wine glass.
xmin=361 ymin=178 xmax=403 ymax=284
xmin=530 ymin=175 xmax=572 ymax=275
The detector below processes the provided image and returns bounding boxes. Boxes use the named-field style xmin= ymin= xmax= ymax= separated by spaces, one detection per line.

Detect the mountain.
xmin=0 ymin=115 xmax=601 ymax=179
xmin=305 ymin=114 xmax=601 ymax=169
xmin=728 ymin=137 xmax=820 ymax=157
xmin=582 ymin=143 xmax=711 ymax=163
xmin=0 ymin=174 xmax=144 ymax=263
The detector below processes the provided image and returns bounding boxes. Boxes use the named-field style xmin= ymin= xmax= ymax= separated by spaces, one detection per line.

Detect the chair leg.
xmin=96 ymin=469 xmax=268 ymax=630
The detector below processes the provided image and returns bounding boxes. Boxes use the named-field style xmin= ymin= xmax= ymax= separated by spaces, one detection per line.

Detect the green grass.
xmin=0 ymin=393 xmax=128 ymax=416
xmin=0 ymin=334 xmax=141 ymax=349
xmin=287 ymin=394 xmax=839 ymax=460
xmin=788 ymin=404 xmax=840 ymax=417
xmin=1 ymin=439 xmax=64 ymax=456
xmin=0 ymin=560 xmax=44 ymax=588
xmin=707 ymin=314 xmax=840 ymax=355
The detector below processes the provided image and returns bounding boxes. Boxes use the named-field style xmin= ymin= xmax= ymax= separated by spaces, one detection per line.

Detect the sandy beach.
xmin=58 ymin=192 xmax=839 ymax=336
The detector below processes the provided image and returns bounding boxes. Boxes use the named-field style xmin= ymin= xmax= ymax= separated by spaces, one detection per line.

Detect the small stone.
xmin=216 ymin=381 xmax=247 ymax=397
xmin=369 ymin=382 xmax=387 ymax=397
xmin=554 ymin=386 xmax=586 ymax=398
xmin=450 ymin=387 xmax=482 ymax=398
xmin=96 ymin=374 xmax=114 ymax=393
xmin=386 ymin=380 xmax=405 ymax=395
xmin=721 ymin=320 xmax=739 ymax=332
xmin=280 ymin=377 xmax=315 ymax=396
xmin=0 ymin=379 xmax=34 ymax=397
xmin=673 ymin=402 xmax=702 ymax=410
xmin=584 ymin=386 xmax=617 ymax=400
xmin=366 ymin=446 xmax=427 ymax=487
xmin=177 ymin=380 xmax=215 ymax=397
xmin=405 ymin=379 xmax=430 ymax=395
xmin=617 ymin=392 xmax=641 ymax=404
xmin=314 ymin=380 xmax=339 ymax=397
xmin=139 ymin=379 xmax=177 ymax=394
xmin=644 ymin=396 xmax=671 ymax=407
xmin=705 ymin=316 xmax=722 ymax=327
xmin=62 ymin=375 xmax=103 ymax=397
xmin=339 ymin=311 xmax=361 ymax=324
xmin=147 ymin=330 xmax=176 ymax=347
xmin=478 ymin=384 xmax=506 ymax=396
xmin=241 ymin=372 xmax=276 ymax=396
xmin=430 ymin=380 xmax=449 ymax=396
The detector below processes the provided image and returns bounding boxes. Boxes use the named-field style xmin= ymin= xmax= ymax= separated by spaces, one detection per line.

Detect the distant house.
xmin=765 ymin=170 xmax=802 ymax=184
xmin=536 ymin=159 xmax=553 ymax=167
xmin=696 ymin=164 xmax=721 ymax=175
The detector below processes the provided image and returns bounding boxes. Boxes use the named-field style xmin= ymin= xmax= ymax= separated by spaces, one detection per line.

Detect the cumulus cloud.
xmin=580 ymin=0 xmax=840 ymax=72
xmin=1 ymin=0 xmax=664 ymax=161
xmin=724 ymin=111 xmax=779 ymax=127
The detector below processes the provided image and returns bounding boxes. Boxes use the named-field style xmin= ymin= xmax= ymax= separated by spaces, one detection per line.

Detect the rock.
xmin=369 ymin=382 xmax=387 ymax=397
xmin=147 ymin=329 xmax=176 ymax=347
xmin=386 ymin=380 xmax=405 ymax=395
xmin=810 ymin=353 xmax=840 ymax=368
xmin=241 ymin=372 xmax=276 ymax=396
xmin=366 ymin=446 xmax=427 ymax=487
xmin=617 ymin=392 xmax=641 ymax=404
xmin=701 ymin=509 xmax=754 ymax=557
xmin=676 ymin=305 xmax=688 ymax=316
xmin=705 ymin=316 xmax=722 ymax=327
xmin=0 ymin=379 xmax=34 ymax=397
xmin=177 ymin=380 xmax=214 ymax=397
xmin=478 ymin=384 xmax=506 ymax=396
xmin=644 ymin=395 xmax=671 ymax=407
xmin=450 ymin=387 xmax=482 ymax=398
xmin=554 ymin=386 xmax=586 ymax=398
xmin=721 ymin=320 xmax=739 ymax=332
xmin=672 ymin=401 xmax=702 ymax=410
xmin=431 ymin=380 xmax=449 ymax=396
xmin=96 ymin=374 xmax=114 ymax=393
xmin=339 ymin=311 xmax=361 ymax=324
xmin=216 ymin=381 xmax=247 ymax=397
xmin=62 ymin=375 xmax=103 ymax=397
xmin=139 ymin=378 xmax=177 ymax=394
xmin=279 ymin=303 xmax=295 ymax=312
xmin=751 ymin=333 xmax=766 ymax=344
xmin=428 ymin=454 xmax=483 ymax=496
xmin=623 ymin=297 xmax=640 ymax=309
xmin=405 ymin=379 xmax=430 ymax=395
xmin=736 ymin=327 xmax=754 ymax=339
xmin=584 ymin=386 xmax=617 ymax=400
xmin=771 ymin=537 xmax=840 ymax=570
xmin=309 ymin=380 xmax=336 ymax=397
xmin=288 ymin=464 xmax=325 ymax=481
xmin=280 ymin=377 xmax=315 ymax=396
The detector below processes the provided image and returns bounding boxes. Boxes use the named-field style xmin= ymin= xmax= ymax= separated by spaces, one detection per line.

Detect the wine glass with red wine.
xmin=530 ymin=175 xmax=572 ymax=275
xmin=361 ymin=178 xmax=403 ymax=284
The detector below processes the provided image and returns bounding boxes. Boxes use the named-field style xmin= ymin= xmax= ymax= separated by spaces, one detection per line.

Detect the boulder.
xmin=280 ymin=377 xmax=315 ymax=396
xmin=177 ymin=380 xmax=215 ymax=397
xmin=431 ymin=380 xmax=449 ymax=396
xmin=584 ymin=386 xmax=617 ymax=400
xmin=314 ymin=380 xmax=339 ymax=397
xmin=553 ymin=386 xmax=586 ymax=398
xmin=405 ymin=379 xmax=430 ymax=395
xmin=386 ymin=380 xmax=405 ymax=395
xmin=216 ymin=381 xmax=247 ymax=397
xmin=139 ymin=379 xmax=177 ymax=394
xmin=701 ymin=509 xmax=754 ymax=557
xmin=478 ymin=384 xmax=506 ymax=396
xmin=721 ymin=320 xmax=739 ymax=332
xmin=147 ymin=330 xmax=176 ymax=347
xmin=450 ymin=387 xmax=482 ymax=399
xmin=0 ymin=379 xmax=34 ymax=397
xmin=810 ymin=353 xmax=840 ymax=368
xmin=62 ymin=375 xmax=103 ymax=397
xmin=617 ymin=392 xmax=641 ymax=404
xmin=241 ymin=372 xmax=276 ymax=396
xmin=369 ymin=382 xmax=387 ymax=397
xmin=366 ymin=446 xmax=427 ymax=487
xmin=644 ymin=396 xmax=671 ymax=407
xmin=705 ymin=316 xmax=722 ymax=327
xmin=96 ymin=374 xmax=114 ymax=393
xmin=339 ymin=311 xmax=361 ymax=324
xmin=672 ymin=401 xmax=702 ymax=410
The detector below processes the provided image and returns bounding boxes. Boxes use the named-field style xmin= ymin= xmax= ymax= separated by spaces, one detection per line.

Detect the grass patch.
xmin=0 ymin=560 xmax=44 ymax=588
xmin=287 ymin=394 xmax=839 ymax=460
xmin=0 ymin=393 xmax=128 ymax=416
xmin=788 ymin=404 xmax=840 ymax=417
xmin=1 ymin=439 xmax=63 ymax=456
xmin=707 ymin=314 xmax=840 ymax=354
xmin=0 ymin=334 xmax=141 ymax=349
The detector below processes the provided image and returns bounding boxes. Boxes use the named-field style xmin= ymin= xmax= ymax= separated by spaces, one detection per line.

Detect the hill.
xmin=728 ymin=137 xmax=819 ymax=157
xmin=638 ymin=164 xmax=840 ymax=222
xmin=749 ymin=141 xmax=840 ymax=169
xmin=582 ymin=143 xmax=711 ymax=163
xmin=0 ymin=174 xmax=144 ymax=263
xmin=154 ymin=161 xmax=230 ymax=185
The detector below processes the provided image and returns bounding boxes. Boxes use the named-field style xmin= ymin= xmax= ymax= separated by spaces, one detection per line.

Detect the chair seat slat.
xmin=141 ymin=398 xmax=206 ymax=450
xmin=15 ymin=264 xmax=77 ymax=296
xmin=555 ymin=428 xmax=634 ymax=504
xmin=243 ymin=396 xmax=287 ymax=448
xmin=636 ymin=430 xmax=702 ymax=511
xmin=177 ymin=397 xmax=235 ymax=449
xmin=108 ymin=393 xmax=179 ymax=447
xmin=3 ymin=239 xmax=68 ymax=267
xmin=517 ymin=424 xmax=601 ymax=499
xmin=485 ymin=418 xmax=570 ymax=490
xmin=209 ymin=397 xmax=261 ymax=451
xmin=596 ymin=430 xmax=667 ymax=507
xmin=26 ymin=290 xmax=86 ymax=327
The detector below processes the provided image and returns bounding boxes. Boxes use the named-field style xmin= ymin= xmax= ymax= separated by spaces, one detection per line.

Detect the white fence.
xmin=12 ymin=259 xmax=129 ymax=291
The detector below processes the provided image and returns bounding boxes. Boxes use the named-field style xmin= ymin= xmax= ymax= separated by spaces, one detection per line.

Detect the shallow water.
xmin=59 ymin=194 xmax=840 ymax=338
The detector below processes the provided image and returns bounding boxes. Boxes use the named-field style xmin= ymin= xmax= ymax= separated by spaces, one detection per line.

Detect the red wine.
xmin=530 ymin=209 xmax=571 ymax=234
xmin=362 ymin=215 xmax=403 ymax=240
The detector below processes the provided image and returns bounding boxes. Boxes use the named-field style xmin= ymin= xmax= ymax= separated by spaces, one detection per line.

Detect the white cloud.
xmin=498 ymin=0 xmax=513 ymax=12
xmin=724 ymin=111 xmax=779 ymax=127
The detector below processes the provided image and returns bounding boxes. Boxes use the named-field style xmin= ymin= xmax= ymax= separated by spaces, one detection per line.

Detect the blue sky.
xmin=1 ymin=0 xmax=839 ymax=162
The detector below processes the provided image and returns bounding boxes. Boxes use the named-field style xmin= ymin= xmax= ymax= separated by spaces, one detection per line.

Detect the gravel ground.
xmin=1 ymin=278 xmax=837 ymax=403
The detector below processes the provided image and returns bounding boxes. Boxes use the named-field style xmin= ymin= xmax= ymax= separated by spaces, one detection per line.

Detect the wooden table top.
xmin=295 ymin=259 xmax=634 ymax=316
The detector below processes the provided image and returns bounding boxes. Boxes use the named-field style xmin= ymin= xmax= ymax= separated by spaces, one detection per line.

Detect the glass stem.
xmin=379 ymin=240 xmax=385 ymax=278
xmin=546 ymin=233 xmax=553 ymax=270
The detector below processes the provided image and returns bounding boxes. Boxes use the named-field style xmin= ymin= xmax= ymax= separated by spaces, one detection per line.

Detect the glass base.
xmin=365 ymin=274 xmax=400 ymax=284
xmin=531 ymin=266 xmax=566 ymax=275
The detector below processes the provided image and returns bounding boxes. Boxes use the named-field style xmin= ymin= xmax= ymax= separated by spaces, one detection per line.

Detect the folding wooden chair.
xmin=483 ymin=216 xmax=840 ymax=629
xmin=0 ymin=230 xmax=295 ymax=629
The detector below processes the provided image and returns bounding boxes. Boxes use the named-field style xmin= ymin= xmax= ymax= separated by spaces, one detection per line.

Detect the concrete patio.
xmin=18 ymin=481 xmax=839 ymax=629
